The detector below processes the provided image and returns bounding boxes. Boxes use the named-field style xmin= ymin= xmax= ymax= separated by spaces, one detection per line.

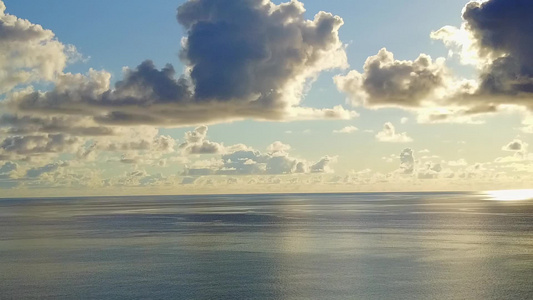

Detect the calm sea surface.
xmin=1 ymin=192 xmax=532 ymax=299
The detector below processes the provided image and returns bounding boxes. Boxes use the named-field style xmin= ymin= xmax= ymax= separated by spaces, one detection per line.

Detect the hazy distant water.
xmin=1 ymin=192 xmax=532 ymax=299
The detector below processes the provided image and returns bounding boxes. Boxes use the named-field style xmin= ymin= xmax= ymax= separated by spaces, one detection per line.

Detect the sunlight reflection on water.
xmin=484 ymin=189 xmax=533 ymax=201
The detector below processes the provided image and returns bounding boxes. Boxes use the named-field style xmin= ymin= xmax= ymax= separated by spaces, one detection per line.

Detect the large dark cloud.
xmin=440 ymin=0 xmax=533 ymax=112
xmin=5 ymin=0 xmax=354 ymax=126
xmin=463 ymin=0 xmax=533 ymax=106
xmin=178 ymin=0 xmax=344 ymax=103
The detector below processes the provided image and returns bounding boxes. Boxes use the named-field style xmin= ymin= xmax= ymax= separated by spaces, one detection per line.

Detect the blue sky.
xmin=0 ymin=0 xmax=532 ymax=196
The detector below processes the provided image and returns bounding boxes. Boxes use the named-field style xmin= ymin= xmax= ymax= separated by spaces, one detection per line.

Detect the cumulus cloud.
xmin=333 ymin=126 xmax=358 ymax=134
xmin=266 ymin=141 xmax=291 ymax=154
xmin=334 ymin=48 xmax=450 ymax=108
xmin=375 ymin=122 xmax=413 ymax=143
xmin=394 ymin=148 xmax=448 ymax=179
xmin=502 ymin=139 xmax=528 ymax=153
xmin=399 ymin=148 xmax=415 ymax=174
xmin=5 ymin=0 xmax=355 ymax=127
xmin=178 ymin=125 xmax=249 ymax=155
xmin=179 ymin=125 xmax=223 ymax=154
xmin=417 ymin=162 xmax=443 ymax=179
xmin=0 ymin=1 xmax=78 ymax=93
xmin=310 ymin=156 xmax=336 ymax=173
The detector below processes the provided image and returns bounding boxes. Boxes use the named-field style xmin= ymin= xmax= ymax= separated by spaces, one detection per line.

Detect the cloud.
xmin=333 ymin=126 xmax=358 ymax=134
xmin=310 ymin=156 xmax=336 ymax=173
xmin=179 ymin=125 xmax=223 ymax=154
xmin=178 ymin=125 xmax=249 ymax=155
xmin=26 ymin=161 xmax=68 ymax=178
xmin=399 ymin=148 xmax=415 ymax=174
xmin=97 ymin=127 xmax=176 ymax=154
xmin=0 ymin=134 xmax=81 ymax=160
xmin=494 ymin=153 xmax=529 ymax=164
xmin=0 ymin=1 xmax=78 ymax=93
xmin=502 ymin=139 xmax=528 ymax=153
xmin=5 ymin=0 xmax=356 ymax=127
xmin=183 ymin=143 xmax=336 ymax=176
xmin=266 ymin=141 xmax=291 ymax=154
xmin=417 ymin=162 xmax=443 ymax=179
xmin=334 ymin=48 xmax=449 ymax=108
xmin=375 ymin=122 xmax=413 ymax=143
xmin=394 ymin=148 xmax=448 ymax=179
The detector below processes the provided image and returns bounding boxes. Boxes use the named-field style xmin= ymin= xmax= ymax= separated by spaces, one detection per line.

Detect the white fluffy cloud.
xmin=266 ymin=141 xmax=291 ymax=154
xmin=333 ymin=126 xmax=358 ymax=134
xmin=0 ymin=1 xmax=78 ymax=93
xmin=375 ymin=122 xmax=413 ymax=143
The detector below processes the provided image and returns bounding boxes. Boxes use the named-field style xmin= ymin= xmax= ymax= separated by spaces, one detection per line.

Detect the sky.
xmin=0 ymin=0 xmax=532 ymax=196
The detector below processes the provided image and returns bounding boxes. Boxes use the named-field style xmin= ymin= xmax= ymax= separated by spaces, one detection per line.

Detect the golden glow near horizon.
xmin=484 ymin=189 xmax=533 ymax=201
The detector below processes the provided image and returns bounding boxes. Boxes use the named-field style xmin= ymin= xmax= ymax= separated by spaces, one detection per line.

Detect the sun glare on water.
xmin=485 ymin=189 xmax=533 ymax=201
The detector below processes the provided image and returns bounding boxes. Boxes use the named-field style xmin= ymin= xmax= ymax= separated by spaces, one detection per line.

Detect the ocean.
xmin=1 ymin=192 xmax=532 ymax=299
